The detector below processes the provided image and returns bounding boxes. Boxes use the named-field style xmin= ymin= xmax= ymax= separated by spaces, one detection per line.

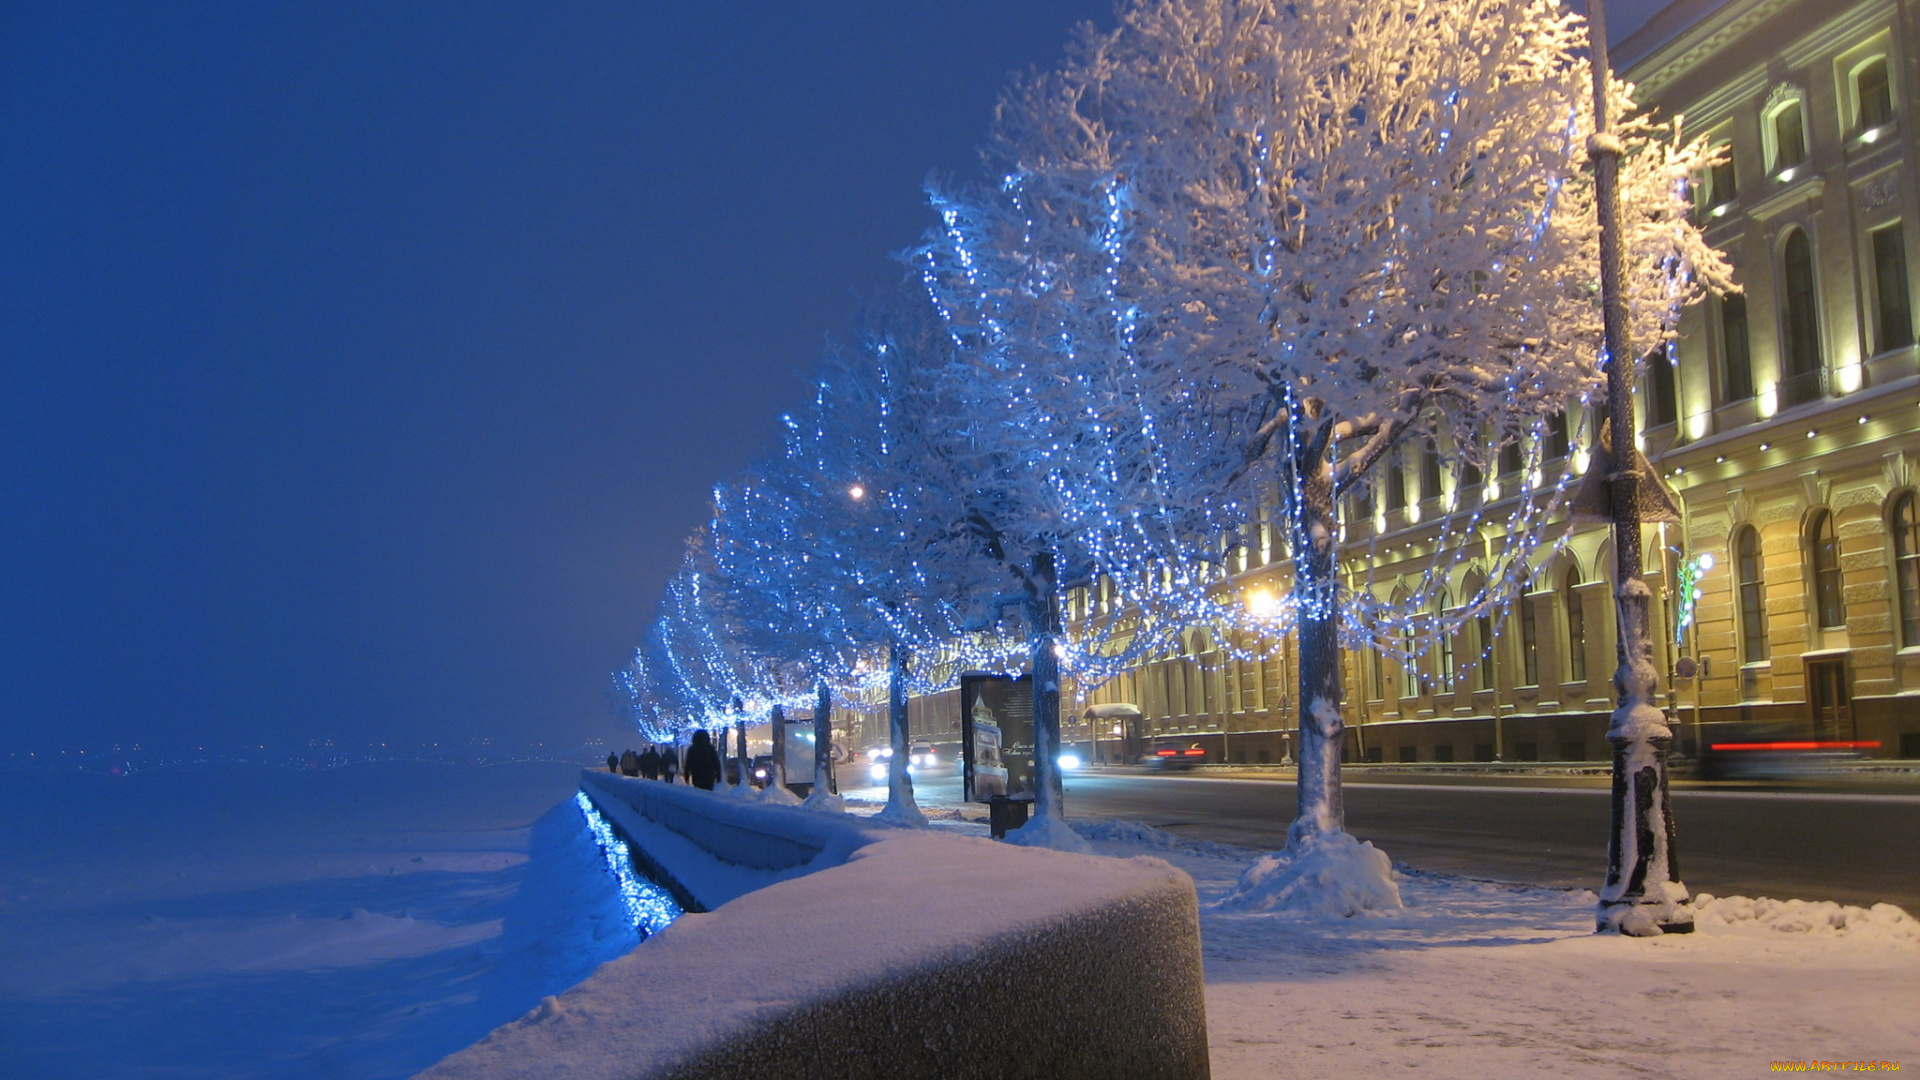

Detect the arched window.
xmin=1435 ymin=590 xmax=1455 ymax=692
xmin=1892 ymin=493 xmax=1919 ymax=647
xmin=1809 ymin=510 xmax=1847 ymax=629
xmin=1735 ymin=526 xmax=1769 ymax=663
xmin=1563 ymin=567 xmax=1587 ymax=683
xmin=1387 ymin=449 xmax=1407 ymax=510
xmin=1780 ymin=229 xmax=1823 ymax=406
xmin=1420 ymin=443 xmax=1443 ymax=502
xmin=1519 ymin=577 xmax=1539 ymax=686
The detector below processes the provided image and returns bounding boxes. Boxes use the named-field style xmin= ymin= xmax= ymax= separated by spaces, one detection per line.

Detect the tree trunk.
xmin=769 ymin=703 xmax=788 ymax=792
xmin=1289 ymin=448 xmax=1346 ymax=848
xmin=735 ymin=718 xmax=749 ymax=790
xmin=1588 ymin=0 xmax=1690 ymax=935
xmin=885 ymin=639 xmax=923 ymax=820
xmin=1028 ymin=552 xmax=1065 ymax=821
xmin=814 ymin=678 xmax=836 ymax=794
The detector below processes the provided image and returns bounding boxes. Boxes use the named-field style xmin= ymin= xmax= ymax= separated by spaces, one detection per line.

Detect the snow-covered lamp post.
xmin=1584 ymin=0 xmax=1691 ymax=937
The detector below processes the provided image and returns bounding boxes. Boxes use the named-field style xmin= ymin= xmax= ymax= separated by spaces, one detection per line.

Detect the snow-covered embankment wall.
xmin=417 ymin=771 xmax=1211 ymax=1080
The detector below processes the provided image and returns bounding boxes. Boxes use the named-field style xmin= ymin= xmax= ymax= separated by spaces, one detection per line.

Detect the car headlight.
xmin=868 ymin=762 xmax=887 ymax=782
xmin=1058 ymin=753 xmax=1081 ymax=771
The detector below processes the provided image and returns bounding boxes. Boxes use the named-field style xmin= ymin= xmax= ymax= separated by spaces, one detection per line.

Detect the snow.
xmin=1001 ymin=810 xmax=1094 ymax=853
xmin=1215 ymin=830 xmax=1404 ymax=917
xmin=0 ymin=759 xmax=635 ymax=1080
xmin=1068 ymin=820 xmax=1919 ymax=1079
xmin=6 ymin=759 xmax=1911 ymax=1080
xmin=417 ymin=831 xmax=1198 ymax=1080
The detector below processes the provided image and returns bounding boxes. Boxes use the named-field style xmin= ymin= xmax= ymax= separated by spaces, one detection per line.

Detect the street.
xmin=863 ymin=766 xmax=1920 ymax=912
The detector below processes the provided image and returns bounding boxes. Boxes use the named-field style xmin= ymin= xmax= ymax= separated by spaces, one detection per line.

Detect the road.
xmin=866 ymin=767 xmax=1920 ymax=912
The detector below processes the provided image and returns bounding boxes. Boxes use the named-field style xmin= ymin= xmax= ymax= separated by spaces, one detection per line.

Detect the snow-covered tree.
xmin=989 ymin=0 xmax=1728 ymax=893
xmin=914 ymin=171 xmax=1243 ymax=845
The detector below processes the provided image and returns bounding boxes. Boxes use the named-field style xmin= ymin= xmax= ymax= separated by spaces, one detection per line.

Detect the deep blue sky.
xmin=0 ymin=1 xmax=1668 ymax=755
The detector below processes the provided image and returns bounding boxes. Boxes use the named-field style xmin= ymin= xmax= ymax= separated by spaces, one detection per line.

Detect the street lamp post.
xmin=1585 ymin=0 xmax=1692 ymax=936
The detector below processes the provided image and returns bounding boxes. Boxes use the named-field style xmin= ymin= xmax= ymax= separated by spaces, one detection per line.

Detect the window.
xmin=1563 ymin=568 xmax=1587 ymax=683
xmin=1519 ymin=581 xmax=1539 ymax=686
xmin=1387 ymin=449 xmax=1407 ymax=510
xmin=1647 ymin=348 xmax=1677 ymax=426
xmin=1435 ymin=590 xmax=1455 ymax=692
xmin=1499 ymin=440 xmax=1524 ymax=477
xmin=1871 ymin=225 xmax=1914 ymax=353
xmin=1810 ymin=510 xmax=1847 ymax=630
xmin=1781 ymin=229 xmax=1823 ymax=405
xmin=1476 ymin=612 xmax=1495 ymax=690
xmin=1546 ymin=412 xmax=1569 ymax=459
xmin=1461 ymin=457 xmax=1483 ymax=489
xmin=1853 ymin=57 xmax=1893 ymax=133
xmin=1770 ymin=101 xmax=1806 ymax=171
xmin=1736 ymin=526 xmax=1768 ymax=663
xmin=1370 ymin=637 xmax=1386 ymax=701
xmin=1721 ymin=293 xmax=1754 ymax=401
xmin=1893 ymin=493 xmax=1920 ymax=647
xmin=1419 ymin=443 xmax=1443 ymax=502
xmin=1401 ymin=619 xmax=1420 ymax=695
xmin=1708 ymin=146 xmax=1738 ymax=206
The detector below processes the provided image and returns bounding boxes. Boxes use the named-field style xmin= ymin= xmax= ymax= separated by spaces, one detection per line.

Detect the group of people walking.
xmin=606 ymin=729 xmax=724 ymax=790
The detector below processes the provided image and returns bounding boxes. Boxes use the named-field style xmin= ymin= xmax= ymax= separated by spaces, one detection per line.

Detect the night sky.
xmin=1 ymin=1 xmax=1669 ymax=756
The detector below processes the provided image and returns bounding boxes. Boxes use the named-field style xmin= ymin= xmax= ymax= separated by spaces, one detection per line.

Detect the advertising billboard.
xmin=960 ymin=674 xmax=1033 ymax=803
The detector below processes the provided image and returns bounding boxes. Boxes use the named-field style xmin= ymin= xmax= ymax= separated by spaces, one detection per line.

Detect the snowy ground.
xmin=853 ymin=800 xmax=1919 ymax=1078
xmin=0 ymin=759 xmax=634 ymax=1080
xmin=3 ymin=763 xmax=1911 ymax=1078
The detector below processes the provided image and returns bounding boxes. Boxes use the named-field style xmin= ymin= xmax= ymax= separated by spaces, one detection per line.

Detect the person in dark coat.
xmin=686 ymin=729 xmax=721 ymax=790
xmin=606 ymin=751 xmax=619 ymax=773
xmin=619 ymin=749 xmax=639 ymax=777
xmin=659 ymin=744 xmax=679 ymax=784
xmin=639 ymin=745 xmax=661 ymax=780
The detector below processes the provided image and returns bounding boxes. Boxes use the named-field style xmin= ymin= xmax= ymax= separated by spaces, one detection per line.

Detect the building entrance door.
xmin=1806 ymin=658 xmax=1853 ymax=742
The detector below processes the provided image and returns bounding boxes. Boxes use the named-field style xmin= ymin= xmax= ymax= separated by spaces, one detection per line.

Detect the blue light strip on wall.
xmin=575 ymin=791 xmax=682 ymax=940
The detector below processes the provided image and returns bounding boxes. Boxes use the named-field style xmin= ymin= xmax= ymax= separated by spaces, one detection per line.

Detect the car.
xmin=908 ymin=743 xmax=938 ymax=768
xmin=1147 ymin=741 xmax=1210 ymax=770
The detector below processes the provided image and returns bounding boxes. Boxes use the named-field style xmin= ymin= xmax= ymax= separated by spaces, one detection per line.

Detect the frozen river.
xmin=0 ymin=758 xmax=634 ymax=1080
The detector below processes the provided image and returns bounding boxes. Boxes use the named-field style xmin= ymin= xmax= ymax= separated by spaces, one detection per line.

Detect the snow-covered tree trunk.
xmin=734 ymin=717 xmax=749 ymax=793
xmin=1288 ymin=447 xmax=1345 ymax=848
xmin=1588 ymin=1 xmax=1689 ymax=936
xmin=879 ymin=638 xmax=927 ymax=826
xmin=1027 ymin=552 xmax=1065 ymax=822
xmin=813 ymin=678 xmax=835 ymax=795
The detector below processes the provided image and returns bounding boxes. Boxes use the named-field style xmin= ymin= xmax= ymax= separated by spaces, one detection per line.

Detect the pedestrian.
xmin=659 ymin=744 xmax=679 ymax=785
xmin=606 ymin=751 xmax=619 ymax=773
xmin=620 ymin=749 xmax=639 ymax=777
xmin=686 ymin=729 xmax=721 ymax=790
xmin=639 ymin=745 xmax=660 ymax=780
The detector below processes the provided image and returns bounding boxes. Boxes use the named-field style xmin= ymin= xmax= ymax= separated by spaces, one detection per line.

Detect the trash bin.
xmin=988 ymin=794 xmax=1029 ymax=840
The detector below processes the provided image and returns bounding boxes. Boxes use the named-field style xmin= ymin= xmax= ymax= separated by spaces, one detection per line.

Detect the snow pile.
xmin=1214 ymin=831 xmax=1403 ymax=917
xmin=868 ymin=798 xmax=930 ymax=829
xmin=1001 ymin=812 xmax=1093 ymax=854
xmin=799 ymin=790 xmax=845 ymax=814
xmin=756 ymin=779 xmax=802 ymax=807
xmin=1692 ymin=893 xmax=1920 ymax=942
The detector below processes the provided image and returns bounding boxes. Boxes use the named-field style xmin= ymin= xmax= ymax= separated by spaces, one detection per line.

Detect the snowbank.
xmin=1691 ymin=893 xmax=1920 ymax=942
xmin=1214 ymin=831 xmax=1403 ymax=917
xmin=416 ymin=832 xmax=1209 ymax=1080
